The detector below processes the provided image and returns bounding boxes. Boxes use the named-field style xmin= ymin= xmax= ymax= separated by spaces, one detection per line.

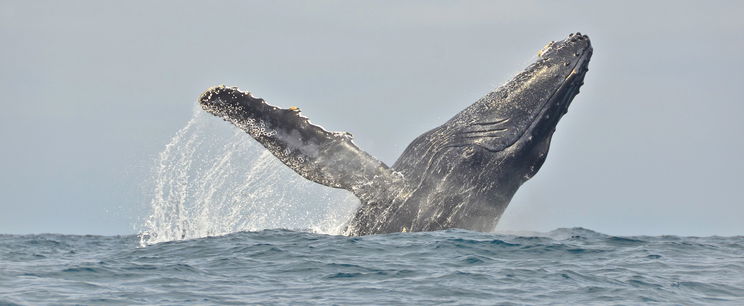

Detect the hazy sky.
xmin=1 ymin=1 xmax=742 ymax=236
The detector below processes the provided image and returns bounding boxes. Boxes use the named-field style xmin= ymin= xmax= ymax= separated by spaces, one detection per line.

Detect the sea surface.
xmin=1 ymin=228 xmax=743 ymax=305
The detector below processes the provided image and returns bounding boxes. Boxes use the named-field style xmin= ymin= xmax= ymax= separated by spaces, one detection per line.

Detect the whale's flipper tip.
xmin=199 ymin=85 xmax=227 ymax=103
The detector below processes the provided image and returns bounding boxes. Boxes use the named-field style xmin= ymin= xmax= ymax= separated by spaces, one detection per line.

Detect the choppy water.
xmin=1 ymin=228 xmax=743 ymax=305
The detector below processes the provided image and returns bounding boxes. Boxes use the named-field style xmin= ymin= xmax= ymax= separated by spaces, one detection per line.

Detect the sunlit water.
xmin=2 ymin=109 xmax=743 ymax=304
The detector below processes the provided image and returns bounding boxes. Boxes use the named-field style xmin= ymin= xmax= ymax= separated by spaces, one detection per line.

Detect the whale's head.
xmin=390 ymin=33 xmax=592 ymax=231
xmin=452 ymin=32 xmax=592 ymax=185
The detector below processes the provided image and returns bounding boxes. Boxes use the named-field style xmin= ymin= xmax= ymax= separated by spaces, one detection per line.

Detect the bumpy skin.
xmin=199 ymin=33 xmax=593 ymax=236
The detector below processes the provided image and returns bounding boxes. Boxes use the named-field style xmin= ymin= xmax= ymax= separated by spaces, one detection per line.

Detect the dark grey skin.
xmin=200 ymin=33 xmax=592 ymax=236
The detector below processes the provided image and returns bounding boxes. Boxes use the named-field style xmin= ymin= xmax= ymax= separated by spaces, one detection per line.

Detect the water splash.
xmin=139 ymin=106 xmax=359 ymax=245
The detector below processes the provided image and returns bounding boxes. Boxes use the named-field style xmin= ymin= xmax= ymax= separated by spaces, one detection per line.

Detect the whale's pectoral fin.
xmin=199 ymin=86 xmax=396 ymax=198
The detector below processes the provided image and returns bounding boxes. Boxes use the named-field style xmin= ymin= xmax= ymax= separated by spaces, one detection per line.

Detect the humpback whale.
xmin=199 ymin=33 xmax=592 ymax=236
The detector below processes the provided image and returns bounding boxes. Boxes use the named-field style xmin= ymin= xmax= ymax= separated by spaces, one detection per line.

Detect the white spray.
xmin=139 ymin=106 xmax=359 ymax=246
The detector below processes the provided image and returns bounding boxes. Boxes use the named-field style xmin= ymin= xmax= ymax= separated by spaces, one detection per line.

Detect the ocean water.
xmin=4 ymin=110 xmax=743 ymax=304
xmin=1 ymin=228 xmax=743 ymax=305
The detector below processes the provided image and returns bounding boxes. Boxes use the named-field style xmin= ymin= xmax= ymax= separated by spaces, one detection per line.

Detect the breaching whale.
xmin=199 ymin=33 xmax=592 ymax=236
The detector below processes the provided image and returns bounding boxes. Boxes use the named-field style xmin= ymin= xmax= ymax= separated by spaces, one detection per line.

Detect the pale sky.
xmin=1 ymin=1 xmax=742 ymax=236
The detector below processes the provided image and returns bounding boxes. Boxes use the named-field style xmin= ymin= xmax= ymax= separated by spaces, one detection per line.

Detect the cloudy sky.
xmin=1 ymin=1 xmax=742 ymax=236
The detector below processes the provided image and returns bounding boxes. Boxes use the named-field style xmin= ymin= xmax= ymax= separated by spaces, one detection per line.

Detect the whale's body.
xmin=200 ymin=33 xmax=592 ymax=236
